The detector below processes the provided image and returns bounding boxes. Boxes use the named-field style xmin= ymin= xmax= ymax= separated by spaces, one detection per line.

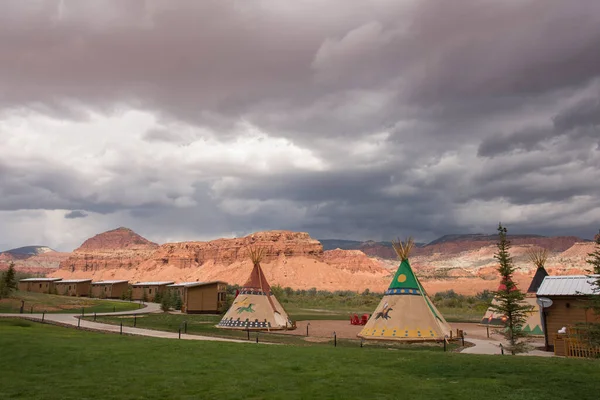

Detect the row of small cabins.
xmin=18 ymin=278 xmax=228 ymax=314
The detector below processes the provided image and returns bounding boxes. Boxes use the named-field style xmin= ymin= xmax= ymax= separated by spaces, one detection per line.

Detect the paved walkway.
xmin=0 ymin=302 xmax=253 ymax=344
xmin=461 ymin=338 xmax=555 ymax=357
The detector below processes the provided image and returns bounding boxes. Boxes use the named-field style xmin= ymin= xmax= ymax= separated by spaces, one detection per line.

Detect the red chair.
xmin=360 ymin=314 xmax=369 ymax=325
xmin=350 ymin=314 xmax=360 ymax=325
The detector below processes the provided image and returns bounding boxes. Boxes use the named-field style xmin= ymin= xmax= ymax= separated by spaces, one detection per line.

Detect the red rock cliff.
xmin=54 ymin=227 xmax=159 ymax=274
xmin=52 ymin=230 xmax=391 ymax=292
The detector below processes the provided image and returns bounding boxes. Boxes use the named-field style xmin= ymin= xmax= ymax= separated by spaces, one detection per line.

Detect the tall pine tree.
xmin=490 ymin=223 xmax=533 ymax=354
xmin=1 ymin=262 xmax=17 ymax=298
xmin=583 ymin=230 xmax=600 ymax=345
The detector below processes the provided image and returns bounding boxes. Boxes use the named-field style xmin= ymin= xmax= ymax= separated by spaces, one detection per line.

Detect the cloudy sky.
xmin=1 ymin=0 xmax=600 ymax=251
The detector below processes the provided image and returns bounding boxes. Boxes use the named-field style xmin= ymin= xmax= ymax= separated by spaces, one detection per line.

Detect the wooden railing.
xmin=564 ymin=326 xmax=600 ymax=359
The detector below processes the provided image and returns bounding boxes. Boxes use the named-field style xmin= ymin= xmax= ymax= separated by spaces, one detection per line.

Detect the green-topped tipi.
xmin=358 ymin=238 xmax=452 ymax=341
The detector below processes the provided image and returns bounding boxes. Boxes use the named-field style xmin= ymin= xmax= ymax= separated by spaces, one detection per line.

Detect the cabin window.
xmin=68 ymin=286 xmax=72 ymax=290
xmin=149 ymin=288 xmax=152 ymax=294
xmin=105 ymin=287 xmax=108 ymax=292
xmin=218 ymin=292 xmax=226 ymax=301
xmin=39 ymin=284 xmax=42 ymax=288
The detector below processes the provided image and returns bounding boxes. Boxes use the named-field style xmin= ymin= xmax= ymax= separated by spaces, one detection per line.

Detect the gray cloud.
xmin=64 ymin=210 xmax=88 ymax=219
xmin=1 ymin=0 xmax=600 ymax=251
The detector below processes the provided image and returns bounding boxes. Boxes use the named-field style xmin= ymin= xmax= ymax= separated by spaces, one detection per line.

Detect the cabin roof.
xmin=19 ymin=278 xmax=62 ymax=282
xmin=92 ymin=280 xmax=129 ymax=285
xmin=167 ymin=281 xmax=226 ymax=288
xmin=131 ymin=281 xmax=175 ymax=286
xmin=537 ymin=275 xmax=600 ymax=296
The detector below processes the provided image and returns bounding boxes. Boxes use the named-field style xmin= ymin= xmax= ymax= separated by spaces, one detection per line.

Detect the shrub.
xmin=160 ymin=294 xmax=171 ymax=312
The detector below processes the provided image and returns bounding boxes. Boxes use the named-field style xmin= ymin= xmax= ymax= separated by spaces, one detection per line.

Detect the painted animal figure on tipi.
xmin=235 ymin=296 xmax=256 ymax=314
xmin=374 ymin=302 xmax=392 ymax=320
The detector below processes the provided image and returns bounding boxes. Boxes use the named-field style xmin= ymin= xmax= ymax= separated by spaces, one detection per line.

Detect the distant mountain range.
xmin=319 ymin=239 xmax=426 ymax=251
xmin=320 ymin=233 xmax=590 ymax=259
xmin=0 ymin=245 xmax=56 ymax=257
xmin=3 ymin=228 xmax=595 ymax=295
xmin=319 ymin=233 xmax=579 ymax=251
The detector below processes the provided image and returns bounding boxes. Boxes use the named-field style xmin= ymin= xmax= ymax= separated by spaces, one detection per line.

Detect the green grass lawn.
xmin=268 ymin=289 xmax=489 ymax=323
xmin=436 ymin=306 xmax=485 ymax=323
xmin=0 ymin=291 xmax=142 ymax=314
xmin=83 ymin=313 xmax=453 ymax=350
xmin=1 ymin=318 xmax=598 ymax=400
xmin=287 ymin=306 xmax=368 ymax=321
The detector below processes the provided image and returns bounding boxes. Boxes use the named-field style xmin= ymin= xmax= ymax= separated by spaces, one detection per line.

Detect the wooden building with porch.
xmin=131 ymin=281 xmax=174 ymax=301
xmin=536 ymin=275 xmax=600 ymax=355
xmin=91 ymin=280 xmax=129 ymax=299
xmin=167 ymin=281 xmax=228 ymax=314
xmin=54 ymin=279 xmax=92 ymax=297
xmin=18 ymin=278 xmax=62 ymax=294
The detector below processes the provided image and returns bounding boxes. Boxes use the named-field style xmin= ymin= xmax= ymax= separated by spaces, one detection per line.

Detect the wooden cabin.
xmin=131 ymin=281 xmax=174 ymax=301
xmin=536 ymin=275 xmax=600 ymax=355
xmin=167 ymin=281 xmax=228 ymax=314
xmin=18 ymin=278 xmax=62 ymax=294
xmin=91 ymin=280 xmax=129 ymax=299
xmin=54 ymin=279 xmax=92 ymax=297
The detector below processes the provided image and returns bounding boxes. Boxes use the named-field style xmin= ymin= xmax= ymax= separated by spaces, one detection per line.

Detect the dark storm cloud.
xmin=64 ymin=210 xmax=88 ymax=219
xmin=1 ymin=0 xmax=600 ymax=250
xmin=553 ymin=96 xmax=600 ymax=133
xmin=477 ymin=127 xmax=552 ymax=158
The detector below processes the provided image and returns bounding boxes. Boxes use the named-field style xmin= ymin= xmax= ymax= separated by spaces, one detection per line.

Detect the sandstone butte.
xmin=13 ymin=227 xmax=593 ymax=295
xmin=50 ymin=229 xmax=392 ymax=293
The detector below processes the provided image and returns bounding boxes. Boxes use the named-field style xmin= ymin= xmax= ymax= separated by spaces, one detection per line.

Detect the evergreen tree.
xmin=160 ymin=293 xmax=171 ymax=312
xmin=153 ymin=291 xmax=162 ymax=304
xmin=583 ymin=231 xmax=600 ymax=346
xmin=586 ymin=231 xmax=600 ymax=293
xmin=490 ymin=223 xmax=533 ymax=354
xmin=0 ymin=262 xmax=17 ymax=298
xmin=174 ymin=291 xmax=183 ymax=311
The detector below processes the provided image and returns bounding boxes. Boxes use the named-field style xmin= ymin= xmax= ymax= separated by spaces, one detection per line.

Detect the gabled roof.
xmin=55 ymin=279 xmax=92 ymax=284
xmin=527 ymin=267 xmax=549 ymax=293
xmin=537 ymin=275 xmax=600 ymax=296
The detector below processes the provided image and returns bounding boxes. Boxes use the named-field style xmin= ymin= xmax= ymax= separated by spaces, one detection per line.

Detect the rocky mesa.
xmin=52 ymin=230 xmax=392 ymax=292
xmin=55 ymin=227 xmax=159 ymax=274
xmin=44 ymin=227 xmax=598 ymax=295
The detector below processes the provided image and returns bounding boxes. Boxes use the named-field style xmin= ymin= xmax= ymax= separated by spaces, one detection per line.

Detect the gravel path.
xmin=0 ymin=301 xmax=253 ymax=344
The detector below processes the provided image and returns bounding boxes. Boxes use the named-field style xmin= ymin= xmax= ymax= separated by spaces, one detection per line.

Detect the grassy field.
xmin=264 ymin=286 xmax=491 ymax=323
xmin=82 ymin=313 xmax=454 ymax=350
xmin=0 ymin=291 xmax=142 ymax=314
xmin=435 ymin=306 xmax=485 ymax=323
xmin=1 ymin=318 xmax=599 ymax=400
